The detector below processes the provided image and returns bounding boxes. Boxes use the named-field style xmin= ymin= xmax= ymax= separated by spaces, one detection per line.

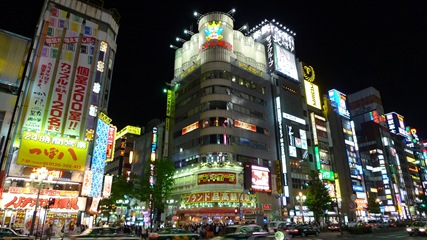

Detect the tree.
xmin=98 ymin=197 xmax=116 ymax=224
xmin=366 ymin=194 xmax=381 ymax=217
xmin=304 ymin=171 xmax=332 ymax=223
xmin=99 ymin=173 xmax=139 ymax=224
xmin=135 ymin=156 xmax=175 ymax=230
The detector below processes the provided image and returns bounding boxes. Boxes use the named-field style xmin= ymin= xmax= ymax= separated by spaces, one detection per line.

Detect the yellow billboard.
xmin=304 ymin=80 xmax=322 ymax=110
xmin=16 ymin=131 xmax=88 ymax=171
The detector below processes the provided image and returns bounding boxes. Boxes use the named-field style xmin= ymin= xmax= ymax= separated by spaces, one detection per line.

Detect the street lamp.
xmin=296 ymin=192 xmax=306 ymax=223
xmin=29 ymin=167 xmax=52 ymax=235
xmin=238 ymin=189 xmax=250 ymax=220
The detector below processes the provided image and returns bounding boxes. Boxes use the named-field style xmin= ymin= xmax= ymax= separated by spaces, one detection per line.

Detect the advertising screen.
xmin=244 ymin=163 xmax=272 ymax=193
xmin=328 ymin=89 xmax=350 ymax=119
xmin=273 ymin=43 xmax=299 ymax=81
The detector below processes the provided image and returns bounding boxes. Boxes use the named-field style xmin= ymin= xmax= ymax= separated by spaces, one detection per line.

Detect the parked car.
xmin=148 ymin=228 xmax=200 ymax=240
xmin=406 ymin=221 xmax=427 ymax=236
xmin=0 ymin=227 xmax=35 ymax=240
xmin=282 ymin=224 xmax=320 ymax=237
xmin=68 ymin=226 xmax=139 ymax=240
xmin=219 ymin=224 xmax=265 ymax=236
xmin=327 ymin=223 xmax=341 ymax=232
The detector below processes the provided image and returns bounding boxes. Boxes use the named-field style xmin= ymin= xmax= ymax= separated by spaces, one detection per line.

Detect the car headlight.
xmin=420 ymin=228 xmax=426 ymax=232
xmin=406 ymin=228 xmax=412 ymax=231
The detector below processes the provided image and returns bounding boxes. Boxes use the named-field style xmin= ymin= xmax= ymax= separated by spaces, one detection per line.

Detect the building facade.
xmin=0 ymin=0 xmax=119 ymax=235
xmin=162 ymin=11 xmax=334 ymax=226
xmin=347 ymin=87 xmax=421 ymax=220
xmin=166 ymin=12 xmax=277 ymax=225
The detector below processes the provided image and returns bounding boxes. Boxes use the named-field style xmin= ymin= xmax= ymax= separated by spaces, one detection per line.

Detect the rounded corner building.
xmin=164 ymin=10 xmax=314 ymax=225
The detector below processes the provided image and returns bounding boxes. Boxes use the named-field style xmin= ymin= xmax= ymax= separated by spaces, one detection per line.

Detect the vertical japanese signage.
xmin=43 ymin=9 xmax=75 ymax=134
xmin=304 ymin=80 xmax=321 ymax=110
xmin=89 ymin=112 xmax=111 ymax=197
xmin=89 ymin=197 xmax=101 ymax=214
xmin=81 ymin=170 xmax=92 ymax=196
xmin=23 ymin=7 xmax=98 ymax=138
xmin=106 ymin=125 xmax=116 ymax=161
xmin=63 ymin=19 xmax=98 ymax=137
xmin=102 ymin=175 xmax=113 ymax=198
xmin=276 ymin=97 xmax=288 ymax=205
xmin=252 ymin=21 xmax=295 ymax=76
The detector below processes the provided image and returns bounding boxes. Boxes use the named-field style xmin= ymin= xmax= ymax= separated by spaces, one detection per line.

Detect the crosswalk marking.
xmin=374 ymin=232 xmax=409 ymax=238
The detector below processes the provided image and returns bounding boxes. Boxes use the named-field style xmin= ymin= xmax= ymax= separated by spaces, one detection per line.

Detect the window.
xmin=0 ymin=111 xmax=5 ymax=131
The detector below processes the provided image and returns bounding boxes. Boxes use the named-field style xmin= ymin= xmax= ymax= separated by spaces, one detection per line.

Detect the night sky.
xmin=2 ymin=1 xmax=426 ymax=139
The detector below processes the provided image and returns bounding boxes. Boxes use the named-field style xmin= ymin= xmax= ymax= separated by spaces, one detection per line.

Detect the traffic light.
xmin=234 ymin=207 xmax=239 ymax=214
xmin=48 ymin=198 xmax=56 ymax=208
xmin=301 ymin=181 xmax=310 ymax=189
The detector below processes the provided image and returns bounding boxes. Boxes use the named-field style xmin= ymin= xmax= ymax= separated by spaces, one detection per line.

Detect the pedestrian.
xmin=140 ymin=226 xmax=145 ymax=240
xmin=44 ymin=224 xmax=53 ymax=240
xmin=60 ymin=225 xmax=65 ymax=240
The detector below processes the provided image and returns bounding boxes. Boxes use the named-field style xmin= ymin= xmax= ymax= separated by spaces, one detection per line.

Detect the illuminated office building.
xmin=348 ymin=87 xmax=411 ymax=220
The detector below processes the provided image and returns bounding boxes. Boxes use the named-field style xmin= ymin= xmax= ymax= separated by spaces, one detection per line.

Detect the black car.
xmin=283 ymin=224 xmax=320 ymax=237
xmin=406 ymin=221 xmax=427 ymax=236
xmin=327 ymin=223 xmax=341 ymax=232
xmin=0 ymin=227 xmax=35 ymax=240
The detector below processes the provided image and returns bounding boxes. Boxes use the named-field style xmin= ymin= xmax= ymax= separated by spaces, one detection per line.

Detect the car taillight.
xmin=149 ymin=233 xmax=159 ymax=239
